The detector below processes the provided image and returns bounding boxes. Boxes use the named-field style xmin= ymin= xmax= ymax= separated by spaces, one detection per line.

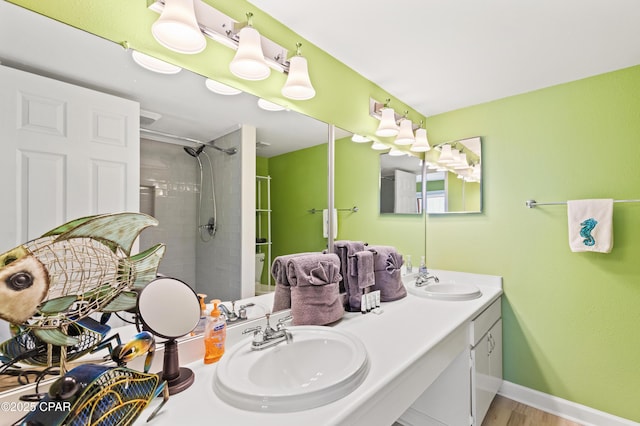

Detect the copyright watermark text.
xmin=1 ymin=401 xmax=71 ymax=412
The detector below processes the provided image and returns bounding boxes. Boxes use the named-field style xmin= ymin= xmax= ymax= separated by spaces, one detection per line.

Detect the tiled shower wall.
xmin=195 ymin=130 xmax=242 ymax=302
xmin=140 ymin=138 xmax=198 ymax=286
xmin=139 ymin=131 xmax=243 ymax=301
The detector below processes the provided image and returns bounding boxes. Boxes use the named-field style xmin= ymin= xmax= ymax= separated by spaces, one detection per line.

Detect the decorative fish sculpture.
xmin=0 ymin=213 xmax=165 ymax=348
xmin=19 ymin=331 xmax=169 ymax=426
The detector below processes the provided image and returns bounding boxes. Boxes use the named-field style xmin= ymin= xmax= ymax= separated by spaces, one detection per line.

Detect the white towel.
xmin=322 ymin=208 xmax=338 ymax=239
xmin=567 ymin=199 xmax=613 ymax=253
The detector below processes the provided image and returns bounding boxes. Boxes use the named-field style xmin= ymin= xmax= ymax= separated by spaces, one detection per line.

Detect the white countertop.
xmin=135 ymin=269 xmax=503 ymax=426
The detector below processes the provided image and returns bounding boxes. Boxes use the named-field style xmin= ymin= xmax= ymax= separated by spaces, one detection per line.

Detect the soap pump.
xmin=192 ymin=293 xmax=207 ymax=335
xmin=204 ymin=299 xmax=226 ymax=364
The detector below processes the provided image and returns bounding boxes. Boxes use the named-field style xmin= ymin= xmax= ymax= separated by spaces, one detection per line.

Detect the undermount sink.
xmin=408 ymin=281 xmax=482 ymax=301
xmin=213 ymin=326 xmax=369 ymax=412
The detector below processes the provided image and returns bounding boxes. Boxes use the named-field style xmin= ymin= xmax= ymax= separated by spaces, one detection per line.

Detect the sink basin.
xmin=213 ymin=326 xmax=369 ymax=412
xmin=408 ymin=281 xmax=482 ymax=301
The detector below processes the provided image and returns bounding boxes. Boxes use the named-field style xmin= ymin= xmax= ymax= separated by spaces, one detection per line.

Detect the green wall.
xmin=265 ymin=138 xmax=425 ymax=263
xmin=423 ymin=65 xmax=640 ymax=422
xmin=268 ymin=144 xmax=328 ymax=257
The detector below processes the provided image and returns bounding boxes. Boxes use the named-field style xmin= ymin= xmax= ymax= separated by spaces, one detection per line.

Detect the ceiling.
xmin=248 ymin=0 xmax=640 ymax=117
xmin=0 ymin=1 xmax=339 ymax=157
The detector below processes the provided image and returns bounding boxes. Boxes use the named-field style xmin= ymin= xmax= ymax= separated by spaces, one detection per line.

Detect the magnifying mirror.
xmin=137 ymin=277 xmax=200 ymax=395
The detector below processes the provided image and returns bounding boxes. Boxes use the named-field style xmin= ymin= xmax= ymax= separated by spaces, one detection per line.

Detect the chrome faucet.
xmin=415 ymin=272 xmax=439 ymax=287
xmin=219 ymin=301 xmax=255 ymax=323
xmin=243 ymin=314 xmax=293 ymax=351
xmin=218 ymin=303 xmax=237 ymax=322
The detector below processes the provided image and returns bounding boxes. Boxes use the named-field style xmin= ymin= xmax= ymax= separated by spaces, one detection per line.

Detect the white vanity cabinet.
xmin=398 ymin=296 xmax=502 ymax=426
xmin=470 ymin=297 xmax=503 ymax=425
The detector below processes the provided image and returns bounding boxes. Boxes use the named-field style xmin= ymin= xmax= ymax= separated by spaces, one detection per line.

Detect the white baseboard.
xmin=499 ymin=381 xmax=639 ymax=426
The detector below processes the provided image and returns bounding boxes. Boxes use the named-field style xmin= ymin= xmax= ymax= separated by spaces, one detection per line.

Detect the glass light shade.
xmin=132 ymin=51 xmax=182 ymax=74
xmin=438 ymin=144 xmax=454 ymax=163
xmin=450 ymin=149 xmax=461 ymax=164
xmin=205 ymin=79 xmax=242 ymax=95
xmin=229 ymin=26 xmax=270 ymax=81
xmin=388 ymin=147 xmax=405 ymax=156
xmin=371 ymin=141 xmax=389 ymax=150
xmin=410 ymin=128 xmax=431 ymax=152
xmin=351 ymin=134 xmax=372 ymax=143
xmin=281 ymin=55 xmax=315 ymax=100
xmin=394 ymin=119 xmax=415 ymax=145
xmin=375 ymin=108 xmax=399 ymax=137
xmin=152 ymin=0 xmax=206 ymax=54
xmin=257 ymin=98 xmax=286 ymax=111
xmin=453 ymin=153 xmax=469 ymax=169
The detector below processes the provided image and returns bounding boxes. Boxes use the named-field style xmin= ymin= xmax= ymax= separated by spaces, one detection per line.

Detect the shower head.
xmin=184 ymin=145 xmax=206 ymax=157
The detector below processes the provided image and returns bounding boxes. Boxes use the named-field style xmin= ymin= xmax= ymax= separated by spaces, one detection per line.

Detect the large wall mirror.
xmin=379 ymin=153 xmax=425 ymax=215
xmin=425 ymin=137 xmax=482 ymax=214
xmin=0 ymin=0 xmax=341 ymax=379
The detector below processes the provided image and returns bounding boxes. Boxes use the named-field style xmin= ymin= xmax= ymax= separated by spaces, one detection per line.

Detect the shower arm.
xmin=140 ymin=128 xmax=237 ymax=155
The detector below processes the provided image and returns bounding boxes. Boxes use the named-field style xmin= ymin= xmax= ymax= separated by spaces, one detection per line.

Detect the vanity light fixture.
xmin=152 ymin=0 xmax=206 ymax=54
xmin=205 ymin=78 xmax=242 ymax=95
xmin=281 ymin=43 xmax=316 ymax=100
xmin=437 ymin=144 xmax=454 ymax=164
xmin=375 ymin=106 xmax=400 ymax=137
xmin=371 ymin=141 xmax=390 ymax=150
xmin=388 ymin=147 xmax=405 ymax=156
xmin=394 ymin=118 xmax=415 ymax=145
xmin=257 ymin=98 xmax=286 ymax=111
xmin=351 ymin=134 xmax=372 ymax=143
xmin=410 ymin=128 xmax=431 ymax=152
xmin=453 ymin=152 xmax=469 ymax=169
xmin=131 ymin=50 xmax=182 ymax=74
xmin=229 ymin=13 xmax=270 ymax=80
xmin=149 ymin=1 xmax=317 ymax=100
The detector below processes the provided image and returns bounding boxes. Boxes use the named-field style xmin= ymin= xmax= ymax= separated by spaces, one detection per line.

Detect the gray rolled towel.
xmin=286 ymin=253 xmax=341 ymax=287
xmin=286 ymin=253 xmax=344 ymax=326
xmin=271 ymin=252 xmax=320 ymax=312
xmin=368 ymin=245 xmax=406 ymax=302
xmin=334 ymin=241 xmax=366 ymax=311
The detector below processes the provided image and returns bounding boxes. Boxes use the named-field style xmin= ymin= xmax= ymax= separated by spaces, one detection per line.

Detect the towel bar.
xmin=526 ymin=199 xmax=640 ymax=208
xmin=308 ymin=206 xmax=359 ymax=214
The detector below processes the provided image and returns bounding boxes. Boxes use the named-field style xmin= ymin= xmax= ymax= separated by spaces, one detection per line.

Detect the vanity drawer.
xmin=470 ymin=297 xmax=501 ymax=346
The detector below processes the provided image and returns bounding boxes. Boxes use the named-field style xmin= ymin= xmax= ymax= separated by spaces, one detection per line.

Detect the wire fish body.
xmin=0 ymin=213 xmax=166 ymax=347
xmin=20 ymin=332 xmax=168 ymax=426
xmin=0 ymin=317 xmax=112 ymax=366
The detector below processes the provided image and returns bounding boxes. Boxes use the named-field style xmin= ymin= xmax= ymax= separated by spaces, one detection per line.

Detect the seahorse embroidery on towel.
xmin=580 ymin=218 xmax=598 ymax=247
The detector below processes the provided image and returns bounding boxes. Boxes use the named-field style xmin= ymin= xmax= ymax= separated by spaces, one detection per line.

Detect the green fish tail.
xmin=129 ymin=244 xmax=166 ymax=290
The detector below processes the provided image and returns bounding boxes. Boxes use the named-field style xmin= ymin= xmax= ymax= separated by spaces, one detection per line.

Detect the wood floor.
xmin=482 ymin=395 xmax=583 ymax=426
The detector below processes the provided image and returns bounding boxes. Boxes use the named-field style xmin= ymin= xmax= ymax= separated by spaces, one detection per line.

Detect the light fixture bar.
xmin=149 ymin=0 xmax=290 ymax=73
xmin=369 ymin=98 xmax=420 ymax=129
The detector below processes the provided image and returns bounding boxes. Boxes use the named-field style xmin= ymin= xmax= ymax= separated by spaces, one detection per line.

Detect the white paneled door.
xmin=0 ymin=65 xmax=140 ymax=250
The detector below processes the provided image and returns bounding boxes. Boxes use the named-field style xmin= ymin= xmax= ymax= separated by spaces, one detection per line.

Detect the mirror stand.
xmin=161 ymin=339 xmax=195 ymax=395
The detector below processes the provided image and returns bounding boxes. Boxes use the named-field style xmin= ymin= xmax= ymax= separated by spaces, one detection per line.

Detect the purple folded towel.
xmin=291 ymin=283 xmax=343 ymax=326
xmin=354 ymin=251 xmax=375 ymax=289
xmin=340 ymin=250 xmax=375 ymax=312
xmin=286 ymin=253 xmax=341 ymax=287
xmin=271 ymin=252 xmax=320 ymax=312
xmin=286 ymin=253 xmax=343 ymax=325
xmin=368 ymin=245 xmax=406 ymax=302
xmin=334 ymin=241 xmax=366 ymax=311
